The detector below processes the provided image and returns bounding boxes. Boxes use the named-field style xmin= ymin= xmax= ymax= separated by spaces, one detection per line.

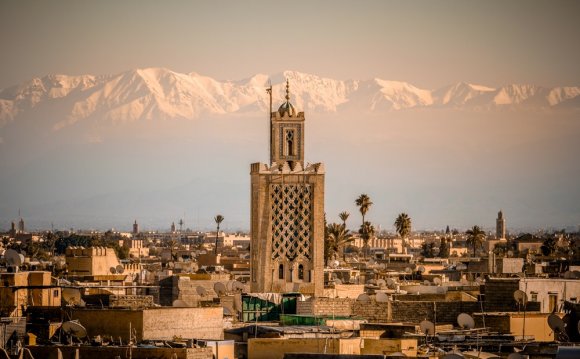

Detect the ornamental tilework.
xmin=270 ymin=184 xmax=312 ymax=261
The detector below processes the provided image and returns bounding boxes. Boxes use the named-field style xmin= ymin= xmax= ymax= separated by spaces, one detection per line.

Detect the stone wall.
xmin=26 ymin=345 xmax=214 ymax=359
xmin=296 ymin=297 xmax=354 ymax=316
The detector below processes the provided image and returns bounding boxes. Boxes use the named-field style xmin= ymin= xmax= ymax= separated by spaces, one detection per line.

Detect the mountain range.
xmin=1 ymin=68 xmax=579 ymax=129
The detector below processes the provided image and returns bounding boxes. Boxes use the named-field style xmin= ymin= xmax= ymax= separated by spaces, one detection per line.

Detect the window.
xmin=298 ymin=264 xmax=304 ymax=280
xmin=285 ymin=130 xmax=294 ymax=156
xmin=549 ymin=294 xmax=558 ymax=312
xmin=279 ymin=264 xmax=284 ymax=280
xmin=53 ymin=289 xmax=59 ymax=298
xmin=531 ymin=292 xmax=538 ymax=302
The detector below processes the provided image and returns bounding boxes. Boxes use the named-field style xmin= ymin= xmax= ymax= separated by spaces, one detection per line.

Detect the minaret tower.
xmin=496 ymin=210 xmax=506 ymax=239
xmin=250 ymin=80 xmax=325 ymax=296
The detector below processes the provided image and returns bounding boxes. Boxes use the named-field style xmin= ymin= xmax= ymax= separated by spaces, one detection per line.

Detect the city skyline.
xmin=1 ymin=1 xmax=579 ymax=232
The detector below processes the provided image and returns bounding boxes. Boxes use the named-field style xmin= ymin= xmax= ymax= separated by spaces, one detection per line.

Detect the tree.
xmin=421 ymin=242 xmax=436 ymax=258
xmin=439 ymin=238 xmax=450 ymax=258
xmin=358 ymin=221 xmax=375 ymax=258
xmin=355 ymin=194 xmax=373 ymax=258
xmin=465 ymin=225 xmax=486 ymax=256
xmin=339 ymin=211 xmax=350 ymax=228
xmin=541 ymin=236 xmax=557 ymax=257
xmin=326 ymin=223 xmax=354 ymax=262
xmin=394 ymin=213 xmax=412 ymax=253
xmin=214 ymin=215 xmax=224 ymax=255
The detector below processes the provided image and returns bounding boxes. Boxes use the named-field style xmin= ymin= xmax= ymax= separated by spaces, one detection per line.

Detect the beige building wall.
xmin=520 ymin=278 xmax=580 ymax=313
xmin=65 ymin=246 xmax=121 ymax=276
xmin=248 ymin=338 xmax=360 ymax=359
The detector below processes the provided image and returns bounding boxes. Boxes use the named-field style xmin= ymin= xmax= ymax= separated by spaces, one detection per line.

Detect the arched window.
xmin=278 ymin=264 xmax=284 ymax=280
xmin=298 ymin=264 xmax=304 ymax=280
xmin=285 ymin=130 xmax=294 ymax=156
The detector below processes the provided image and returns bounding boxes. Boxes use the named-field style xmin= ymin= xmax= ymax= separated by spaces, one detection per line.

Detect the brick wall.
xmin=296 ymin=298 xmax=353 ymax=316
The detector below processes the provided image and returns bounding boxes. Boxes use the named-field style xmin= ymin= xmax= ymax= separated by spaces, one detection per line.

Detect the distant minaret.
xmin=496 ymin=210 xmax=506 ymax=239
xmin=18 ymin=217 xmax=25 ymax=234
xmin=171 ymin=222 xmax=176 ymax=233
xmin=10 ymin=221 xmax=16 ymax=236
xmin=133 ymin=220 xmax=139 ymax=235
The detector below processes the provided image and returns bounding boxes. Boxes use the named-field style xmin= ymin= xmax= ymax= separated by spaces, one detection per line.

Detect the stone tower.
xmin=496 ymin=210 xmax=506 ymax=239
xmin=133 ymin=220 xmax=139 ymax=235
xmin=250 ymin=80 xmax=325 ymax=296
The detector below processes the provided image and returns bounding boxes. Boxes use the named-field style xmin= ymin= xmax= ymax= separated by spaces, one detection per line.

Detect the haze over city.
xmin=1 ymin=0 xmax=579 ymax=232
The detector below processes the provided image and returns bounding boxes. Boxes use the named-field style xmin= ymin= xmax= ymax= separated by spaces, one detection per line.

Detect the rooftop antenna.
xmin=266 ymin=79 xmax=272 ymax=164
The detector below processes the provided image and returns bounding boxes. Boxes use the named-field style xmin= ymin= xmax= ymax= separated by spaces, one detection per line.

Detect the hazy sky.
xmin=1 ymin=0 xmax=579 ymax=89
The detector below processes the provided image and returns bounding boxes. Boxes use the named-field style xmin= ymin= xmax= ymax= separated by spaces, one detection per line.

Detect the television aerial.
xmin=172 ymin=299 xmax=189 ymax=307
xmin=375 ymin=292 xmax=389 ymax=303
xmin=420 ymin=320 xmax=435 ymax=336
xmin=214 ymin=282 xmax=227 ymax=296
xmin=457 ymin=313 xmax=475 ymax=330
xmin=356 ymin=293 xmax=371 ymax=303
xmin=61 ymin=320 xmax=87 ymax=339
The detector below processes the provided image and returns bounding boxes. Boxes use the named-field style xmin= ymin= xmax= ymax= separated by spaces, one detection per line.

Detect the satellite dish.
xmin=456 ymin=263 xmax=467 ymax=271
xmin=62 ymin=288 xmax=82 ymax=305
xmin=379 ymin=263 xmax=386 ymax=270
xmin=417 ymin=265 xmax=426 ymax=273
xmin=332 ymin=260 xmax=340 ymax=268
xmin=513 ymin=290 xmax=528 ymax=305
xmin=334 ymin=278 xmax=343 ymax=285
xmin=214 ymin=282 xmax=227 ymax=296
xmin=4 ymin=249 xmax=24 ymax=267
xmin=368 ymin=258 xmax=376 ymax=265
xmin=367 ymin=279 xmax=377 ymax=285
xmin=457 ymin=313 xmax=475 ymax=329
xmin=109 ymin=267 xmax=117 ymax=274
xmin=423 ymin=280 xmax=431 ymax=286
xmin=61 ymin=320 xmax=87 ymax=338
xmin=386 ymin=278 xmax=396 ymax=288
xmin=357 ymin=293 xmax=371 ymax=303
xmin=404 ymin=267 xmax=413 ymax=274
xmin=433 ymin=277 xmax=442 ymax=285
xmin=376 ymin=279 xmax=386 ymax=287
xmin=223 ymin=306 xmax=234 ymax=316
xmin=547 ymin=314 xmax=565 ymax=333
xmin=376 ymin=292 xmax=389 ymax=303
xmin=475 ymin=277 xmax=484 ymax=284
xmin=233 ymin=281 xmax=245 ymax=292
xmin=116 ymin=264 xmax=125 ymax=274
xmin=196 ymin=286 xmax=208 ymax=296
xmin=172 ymin=299 xmax=189 ymax=307
xmin=420 ymin=320 xmax=435 ymax=335
xmin=507 ymin=353 xmax=524 ymax=359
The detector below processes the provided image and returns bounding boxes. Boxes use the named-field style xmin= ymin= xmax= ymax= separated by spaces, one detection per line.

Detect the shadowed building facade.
xmin=250 ymin=81 xmax=325 ymax=296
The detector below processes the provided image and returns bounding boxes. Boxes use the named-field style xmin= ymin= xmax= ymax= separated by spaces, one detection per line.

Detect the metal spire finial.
xmin=285 ymin=79 xmax=290 ymax=101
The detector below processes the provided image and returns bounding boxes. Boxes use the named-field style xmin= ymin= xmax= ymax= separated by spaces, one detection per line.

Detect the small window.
xmin=285 ymin=130 xmax=295 ymax=156
xmin=53 ymin=289 xmax=59 ymax=298
xmin=531 ymin=293 xmax=538 ymax=302
xmin=298 ymin=264 xmax=304 ymax=280
xmin=279 ymin=264 xmax=284 ymax=280
xmin=549 ymin=294 xmax=558 ymax=312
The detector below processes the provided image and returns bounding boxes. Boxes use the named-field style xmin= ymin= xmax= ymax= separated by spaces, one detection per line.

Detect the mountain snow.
xmin=0 ymin=68 xmax=578 ymax=129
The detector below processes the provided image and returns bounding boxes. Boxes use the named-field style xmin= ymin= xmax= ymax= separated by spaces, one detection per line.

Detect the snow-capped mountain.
xmin=0 ymin=68 xmax=578 ymax=129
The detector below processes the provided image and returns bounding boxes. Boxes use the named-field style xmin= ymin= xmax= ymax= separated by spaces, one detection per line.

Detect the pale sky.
xmin=1 ymin=0 xmax=579 ymax=89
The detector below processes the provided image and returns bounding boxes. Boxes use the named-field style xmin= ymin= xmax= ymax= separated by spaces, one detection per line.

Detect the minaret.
xmin=496 ymin=210 xmax=506 ymax=239
xmin=18 ymin=218 xmax=24 ymax=234
xmin=170 ymin=222 xmax=176 ymax=233
xmin=250 ymin=79 xmax=325 ymax=296
xmin=133 ymin=220 xmax=139 ymax=235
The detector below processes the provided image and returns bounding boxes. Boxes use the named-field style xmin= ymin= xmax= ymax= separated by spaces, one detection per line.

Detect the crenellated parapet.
xmin=250 ymin=161 xmax=325 ymax=175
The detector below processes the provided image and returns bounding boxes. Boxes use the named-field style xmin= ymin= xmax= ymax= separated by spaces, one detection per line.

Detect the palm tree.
xmin=394 ymin=213 xmax=412 ymax=253
xmin=214 ymin=214 xmax=224 ymax=255
xmin=358 ymin=221 xmax=375 ymax=259
xmin=339 ymin=211 xmax=350 ymax=228
xmin=355 ymin=194 xmax=373 ymax=258
xmin=465 ymin=225 xmax=486 ymax=257
xmin=326 ymin=222 xmax=354 ymax=262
